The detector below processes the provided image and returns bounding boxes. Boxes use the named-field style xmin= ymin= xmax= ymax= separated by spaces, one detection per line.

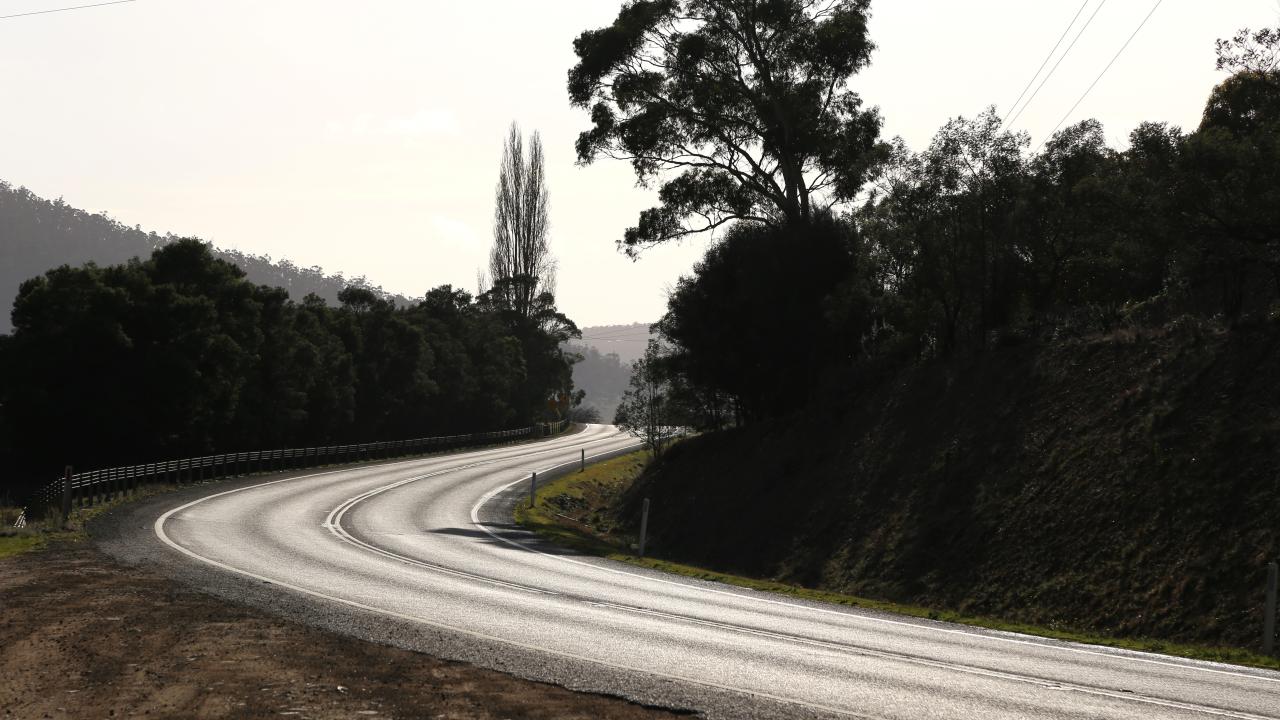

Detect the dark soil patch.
xmin=0 ymin=542 xmax=683 ymax=720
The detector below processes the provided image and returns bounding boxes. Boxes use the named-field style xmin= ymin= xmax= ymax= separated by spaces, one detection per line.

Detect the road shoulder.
xmin=3 ymin=441 xmax=692 ymax=720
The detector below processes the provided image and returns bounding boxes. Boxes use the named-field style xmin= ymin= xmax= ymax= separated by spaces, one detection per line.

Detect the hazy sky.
xmin=2 ymin=0 xmax=1277 ymax=326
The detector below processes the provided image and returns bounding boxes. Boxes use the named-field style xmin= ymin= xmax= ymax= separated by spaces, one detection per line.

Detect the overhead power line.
xmin=1005 ymin=0 xmax=1111 ymax=131
xmin=1000 ymin=0 xmax=1092 ymax=131
xmin=578 ymin=332 xmax=652 ymax=342
xmin=577 ymin=326 xmax=654 ymax=340
xmin=0 ymin=0 xmax=135 ymax=21
xmin=1037 ymin=0 xmax=1165 ymax=152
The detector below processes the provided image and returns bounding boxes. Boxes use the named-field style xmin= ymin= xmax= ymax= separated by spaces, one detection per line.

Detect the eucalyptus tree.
xmin=569 ymin=0 xmax=885 ymax=254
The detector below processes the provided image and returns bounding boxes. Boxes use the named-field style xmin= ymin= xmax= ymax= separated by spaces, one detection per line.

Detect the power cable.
xmin=0 ymin=0 xmax=135 ymax=21
xmin=1036 ymin=0 xmax=1164 ymax=152
xmin=580 ymin=330 xmax=651 ymax=338
xmin=578 ymin=327 xmax=653 ymax=340
xmin=1000 ymin=0 xmax=1092 ymax=131
xmin=579 ymin=336 xmax=651 ymax=343
xmin=1005 ymin=0 xmax=1111 ymax=131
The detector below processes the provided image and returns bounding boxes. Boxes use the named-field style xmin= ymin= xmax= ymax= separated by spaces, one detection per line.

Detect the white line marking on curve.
xmin=152 ymin=433 xmax=880 ymax=720
xmin=329 ymin=442 xmax=1280 ymax=718
xmin=470 ymin=457 xmax=1280 ymax=691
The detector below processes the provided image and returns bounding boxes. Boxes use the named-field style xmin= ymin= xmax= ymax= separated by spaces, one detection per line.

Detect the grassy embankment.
xmin=516 ymin=443 xmax=1280 ymax=672
xmin=0 ymin=486 xmax=173 ymax=559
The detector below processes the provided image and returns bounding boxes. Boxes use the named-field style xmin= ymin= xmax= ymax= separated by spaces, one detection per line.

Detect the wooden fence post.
xmin=639 ymin=498 xmax=651 ymax=557
xmin=1265 ymin=562 xmax=1278 ymax=656
xmin=61 ymin=466 xmax=72 ymax=518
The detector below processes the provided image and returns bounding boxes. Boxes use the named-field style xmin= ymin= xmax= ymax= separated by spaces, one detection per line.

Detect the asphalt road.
xmin=133 ymin=424 xmax=1279 ymax=719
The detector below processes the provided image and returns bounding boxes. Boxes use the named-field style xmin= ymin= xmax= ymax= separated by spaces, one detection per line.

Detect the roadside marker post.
xmin=529 ymin=472 xmax=537 ymax=508
xmin=581 ymin=449 xmax=585 ymax=473
xmin=639 ymin=498 xmax=651 ymax=557
xmin=61 ymin=465 xmax=72 ymax=519
xmin=1265 ymin=561 xmax=1278 ymax=656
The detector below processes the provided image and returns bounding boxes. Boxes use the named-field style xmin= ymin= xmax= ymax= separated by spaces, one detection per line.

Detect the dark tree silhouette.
xmin=657 ymin=216 xmax=855 ymax=420
xmin=652 ymin=26 xmax=1280 ymax=424
xmin=569 ymin=0 xmax=885 ymax=254
xmin=481 ymin=124 xmax=581 ymax=424
xmin=615 ymin=339 xmax=679 ymax=457
xmin=0 ymin=241 xmax=581 ymax=498
xmin=490 ymin=123 xmax=555 ymax=318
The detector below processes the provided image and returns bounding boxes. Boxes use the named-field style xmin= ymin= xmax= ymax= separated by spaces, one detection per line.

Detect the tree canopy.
xmin=615 ymin=339 xmax=681 ymax=457
xmin=490 ymin=123 xmax=556 ymax=318
xmin=569 ymin=0 xmax=885 ymax=254
xmin=0 ymin=241 xmax=580 ymax=498
xmin=646 ymin=25 xmax=1280 ymax=426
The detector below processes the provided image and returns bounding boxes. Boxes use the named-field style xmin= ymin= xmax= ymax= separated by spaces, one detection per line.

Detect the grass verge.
xmin=514 ymin=449 xmax=1280 ymax=672
xmin=0 ymin=534 xmax=46 ymax=559
xmin=0 ymin=484 xmax=177 ymax=560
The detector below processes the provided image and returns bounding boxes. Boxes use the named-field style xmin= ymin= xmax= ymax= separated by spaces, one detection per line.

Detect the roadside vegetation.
xmin=0 ymin=485 xmax=173 ymax=558
xmin=514 ymin=453 xmax=648 ymax=556
xmin=516 ymin=450 xmax=1280 ymax=672
xmin=570 ymin=4 xmax=1279 ymax=658
xmin=0 ymin=0 xmax=1274 ymax=670
xmin=0 ymin=127 xmax=581 ymax=505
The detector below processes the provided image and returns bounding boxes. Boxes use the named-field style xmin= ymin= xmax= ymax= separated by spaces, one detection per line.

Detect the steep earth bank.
xmin=624 ymin=318 xmax=1279 ymax=648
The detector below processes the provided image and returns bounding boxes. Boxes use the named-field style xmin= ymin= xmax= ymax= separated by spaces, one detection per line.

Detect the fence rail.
xmin=22 ymin=419 xmax=572 ymax=517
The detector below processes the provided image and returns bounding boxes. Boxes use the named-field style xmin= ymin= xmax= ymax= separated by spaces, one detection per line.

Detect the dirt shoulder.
xmin=0 ymin=541 xmax=682 ymax=720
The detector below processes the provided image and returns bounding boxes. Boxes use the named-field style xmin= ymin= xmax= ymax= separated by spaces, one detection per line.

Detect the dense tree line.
xmin=572 ymin=4 xmax=1279 ymax=428
xmin=0 ymin=180 xmax=404 ymax=334
xmin=0 ymin=240 xmax=579 ymax=497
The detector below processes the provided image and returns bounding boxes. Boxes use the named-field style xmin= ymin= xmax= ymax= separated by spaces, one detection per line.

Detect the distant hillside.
xmin=576 ymin=323 xmax=653 ymax=364
xmin=564 ymin=343 xmax=631 ymax=422
xmin=567 ymin=323 xmax=655 ymax=422
xmin=0 ymin=181 xmax=403 ymax=333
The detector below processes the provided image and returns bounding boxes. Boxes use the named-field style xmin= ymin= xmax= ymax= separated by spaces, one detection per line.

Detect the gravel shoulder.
xmin=1 ymin=467 xmax=687 ymax=720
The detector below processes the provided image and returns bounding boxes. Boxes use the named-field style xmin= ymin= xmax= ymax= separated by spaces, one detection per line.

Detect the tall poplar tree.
xmin=490 ymin=123 xmax=555 ymax=319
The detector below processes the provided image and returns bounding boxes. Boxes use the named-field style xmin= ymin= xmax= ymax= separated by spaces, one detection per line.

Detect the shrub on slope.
xmin=624 ymin=318 xmax=1279 ymax=647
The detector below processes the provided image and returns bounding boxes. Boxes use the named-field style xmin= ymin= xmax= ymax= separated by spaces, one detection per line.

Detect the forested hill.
xmin=566 ymin=323 xmax=655 ymax=422
xmin=0 ymin=181 xmax=403 ymax=333
xmin=575 ymin=323 xmax=653 ymax=364
xmin=564 ymin=342 xmax=632 ymax=422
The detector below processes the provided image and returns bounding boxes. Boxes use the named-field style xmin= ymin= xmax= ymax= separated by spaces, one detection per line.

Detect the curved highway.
xmin=147 ymin=424 xmax=1280 ymax=719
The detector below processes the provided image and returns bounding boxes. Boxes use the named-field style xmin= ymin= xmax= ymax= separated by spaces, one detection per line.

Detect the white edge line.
xmin=325 ymin=461 xmax=554 ymax=595
xmin=470 ymin=449 xmax=1280 ymax=688
xmin=151 ymin=431 xmax=878 ymax=720
xmin=324 ymin=442 xmax=1278 ymax=718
